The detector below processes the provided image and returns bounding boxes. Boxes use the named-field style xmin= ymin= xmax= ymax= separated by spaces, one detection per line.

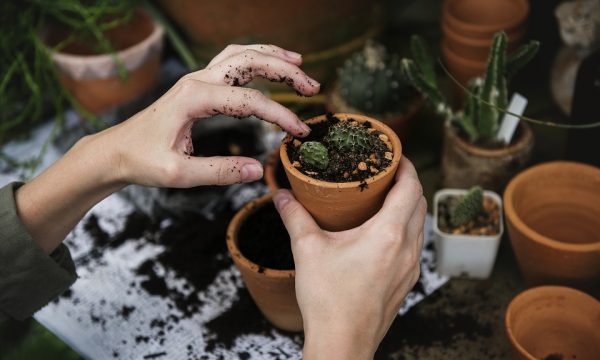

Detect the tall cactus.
xmin=451 ymin=186 xmax=484 ymax=227
xmin=400 ymin=32 xmax=540 ymax=145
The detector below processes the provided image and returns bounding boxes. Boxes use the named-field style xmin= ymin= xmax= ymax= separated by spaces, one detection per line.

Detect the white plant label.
xmin=496 ymin=93 xmax=528 ymax=144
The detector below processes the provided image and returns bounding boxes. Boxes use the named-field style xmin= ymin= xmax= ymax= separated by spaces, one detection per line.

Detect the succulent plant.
xmin=400 ymin=32 xmax=540 ymax=144
xmin=325 ymin=121 xmax=373 ymax=154
xmin=299 ymin=141 xmax=329 ymax=170
xmin=337 ymin=41 xmax=410 ymax=115
xmin=451 ymin=186 xmax=484 ymax=227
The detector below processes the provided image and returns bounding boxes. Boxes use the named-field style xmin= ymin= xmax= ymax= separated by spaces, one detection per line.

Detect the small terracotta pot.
xmin=441 ymin=123 xmax=534 ymax=192
xmin=504 ymin=162 xmax=600 ymax=290
xmin=326 ymin=87 xmax=424 ymax=141
xmin=505 ymin=286 xmax=600 ymax=360
xmin=441 ymin=41 xmax=487 ymax=87
xmin=226 ymin=193 xmax=302 ymax=332
xmin=264 ymin=148 xmax=290 ymax=192
xmin=280 ymin=113 xmax=402 ymax=231
xmin=442 ymin=0 xmax=529 ymax=40
xmin=45 ymin=10 xmax=164 ymax=114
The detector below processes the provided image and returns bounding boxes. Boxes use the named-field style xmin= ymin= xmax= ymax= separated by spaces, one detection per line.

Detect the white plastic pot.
xmin=433 ymin=188 xmax=504 ymax=279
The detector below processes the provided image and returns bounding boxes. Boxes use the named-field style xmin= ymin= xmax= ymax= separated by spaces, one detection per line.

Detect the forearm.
xmin=15 ymin=132 xmax=124 ymax=254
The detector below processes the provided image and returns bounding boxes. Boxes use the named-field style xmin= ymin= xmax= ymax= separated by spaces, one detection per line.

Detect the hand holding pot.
xmin=274 ymin=157 xmax=426 ymax=359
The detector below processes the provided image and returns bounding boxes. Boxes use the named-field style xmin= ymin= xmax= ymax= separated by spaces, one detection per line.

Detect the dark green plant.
xmin=299 ymin=141 xmax=329 ymax=170
xmin=400 ymin=32 xmax=540 ymax=145
xmin=336 ymin=41 xmax=411 ymax=115
xmin=450 ymin=186 xmax=483 ymax=227
xmin=325 ymin=121 xmax=373 ymax=154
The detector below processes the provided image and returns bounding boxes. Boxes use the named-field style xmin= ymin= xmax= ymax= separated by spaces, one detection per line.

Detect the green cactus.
xmin=337 ymin=41 xmax=410 ymax=115
xmin=325 ymin=121 xmax=373 ymax=154
xmin=450 ymin=186 xmax=484 ymax=227
xmin=400 ymin=32 xmax=540 ymax=145
xmin=299 ymin=141 xmax=329 ymax=170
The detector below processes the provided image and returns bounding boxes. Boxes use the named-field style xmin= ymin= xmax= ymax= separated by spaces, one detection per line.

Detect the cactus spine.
xmin=299 ymin=141 xmax=329 ymax=170
xmin=400 ymin=32 xmax=540 ymax=144
xmin=325 ymin=121 xmax=373 ymax=154
xmin=451 ymin=186 xmax=484 ymax=227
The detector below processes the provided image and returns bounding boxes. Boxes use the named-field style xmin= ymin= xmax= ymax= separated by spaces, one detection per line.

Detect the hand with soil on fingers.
xmin=274 ymin=157 xmax=427 ymax=360
xmin=14 ymin=44 xmax=320 ymax=255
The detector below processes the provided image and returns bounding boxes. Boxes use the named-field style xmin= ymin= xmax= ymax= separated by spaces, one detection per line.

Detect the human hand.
xmin=94 ymin=44 xmax=320 ymax=188
xmin=274 ymin=157 xmax=426 ymax=359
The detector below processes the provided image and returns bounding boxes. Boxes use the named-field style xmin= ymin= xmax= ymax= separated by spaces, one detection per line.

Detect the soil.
xmin=437 ymin=195 xmax=500 ymax=236
xmin=237 ymin=202 xmax=294 ymax=270
xmin=286 ymin=113 xmax=392 ymax=183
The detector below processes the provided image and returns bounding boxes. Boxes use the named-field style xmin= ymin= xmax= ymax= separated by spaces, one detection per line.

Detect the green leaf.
xmin=505 ymin=40 xmax=540 ymax=79
xmin=409 ymin=35 xmax=436 ymax=87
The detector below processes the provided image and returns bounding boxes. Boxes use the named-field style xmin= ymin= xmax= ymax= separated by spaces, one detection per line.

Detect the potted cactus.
xmin=433 ymin=186 xmax=503 ymax=279
xmin=401 ymin=32 xmax=539 ymax=192
xmin=280 ymin=113 xmax=402 ymax=231
xmin=327 ymin=41 xmax=423 ymax=140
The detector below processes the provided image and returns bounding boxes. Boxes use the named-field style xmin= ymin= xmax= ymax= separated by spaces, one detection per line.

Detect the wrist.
xmin=303 ymin=318 xmax=377 ymax=360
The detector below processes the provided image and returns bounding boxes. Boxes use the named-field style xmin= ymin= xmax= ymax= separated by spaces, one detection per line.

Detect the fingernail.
xmin=285 ymin=50 xmax=302 ymax=60
xmin=273 ymin=190 xmax=291 ymax=210
xmin=241 ymin=163 xmax=263 ymax=182
xmin=298 ymin=122 xmax=311 ymax=136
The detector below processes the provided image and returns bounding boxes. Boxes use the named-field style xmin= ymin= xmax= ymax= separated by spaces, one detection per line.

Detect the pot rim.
xmin=504 ymin=161 xmax=600 ymax=252
xmin=443 ymin=0 xmax=529 ymax=34
xmin=504 ymin=285 xmax=600 ymax=360
xmin=445 ymin=122 xmax=533 ymax=158
xmin=226 ymin=193 xmax=296 ymax=279
xmin=433 ymin=188 xmax=504 ymax=240
xmin=280 ymin=113 xmax=402 ymax=189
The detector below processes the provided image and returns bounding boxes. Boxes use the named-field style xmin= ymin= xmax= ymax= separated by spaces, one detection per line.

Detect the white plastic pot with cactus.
xmin=433 ymin=186 xmax=504 ymax=279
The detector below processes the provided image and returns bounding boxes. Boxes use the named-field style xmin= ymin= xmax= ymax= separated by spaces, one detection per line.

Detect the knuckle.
xmin=215 ymin=160 xmax=234 ymax=185
xmin=226 ymin=44 xmax=241 ymax=52
xmin=411 ymin=178 xmax=424 ymax=196
xmin=176 ymin=76 xmax=197 ymax=95
xmin=162 ymin=161 xmax=184 ymax=186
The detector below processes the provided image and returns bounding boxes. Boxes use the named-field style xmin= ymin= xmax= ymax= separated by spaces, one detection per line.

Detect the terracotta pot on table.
xmin=280 ymin=113 xmax=402 ymax=232
xmin=504 ymin=161 xmax=600 ymax=291
xmin=505 ymin=285 xmax=600 ymax=360
xmin=45 ymin=10 xmax=164 ymax=114
xmin=226 ymin=193 xmax=302 ymax=332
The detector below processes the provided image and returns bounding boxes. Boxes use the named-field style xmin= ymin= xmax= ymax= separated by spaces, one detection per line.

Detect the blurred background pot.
xmin=226 ymin=193 xmax=302 ymax=332
xmin=505 ymin=286 xmax=600 ymax=360
xmin=263 ymin=148 xmax=290 ymax=192
xmin=441 ymin=123 xmax=534 ymax=192
xmin=504 ymin=161 xmax=600 ymax=291
xmin=45 ymin=10 xmax=164 ymax=114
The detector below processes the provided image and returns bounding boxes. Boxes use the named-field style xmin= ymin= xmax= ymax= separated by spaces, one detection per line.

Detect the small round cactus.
xmin=299 ymin=141 xmax=329 ymax=170
xmin=337 ymin=40 xmax=409 ymax=115
xmin=325 ymin=121 xmax=373 ymax=154
xmin=451 ymin=186 xmax=484 ymax=227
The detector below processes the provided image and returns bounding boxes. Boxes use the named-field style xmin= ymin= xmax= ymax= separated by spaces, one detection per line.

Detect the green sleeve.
xmin=0 ymin=182 xmax=77 ymax=321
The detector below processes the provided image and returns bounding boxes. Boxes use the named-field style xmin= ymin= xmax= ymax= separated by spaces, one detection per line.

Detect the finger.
xmin=404 ymin=197 xmax=427 ymax=250
xmin=175 ymin=80 xmax=311 ymax=137
xmin=206 ymin=44 xmax=303 ymax=68
xmin=168 ymin=156 xmax=264 ymax=187
xmin=373 ymin=157 xmax=423 ymax=229
xmin=273 ymin=189 xmax=321 ymax=242
xmin=189 ymin=49 xmax=320 ymax=96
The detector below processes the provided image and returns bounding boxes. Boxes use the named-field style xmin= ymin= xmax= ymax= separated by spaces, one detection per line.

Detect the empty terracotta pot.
xmin=441 ymin=123 xmax=534 ymax=192
xmin=45 ymin=10 xmax=164 ymax=114
xmin=280 ymin=113 xmax=402 ymax=231
xmin=442 ymin=0 xmax=529 ymax=40
xmin=226 ymin=193 xmax=302 ymax=332
xmin=326 ymin=88 xmax=424 ymax=141
xmin=505 ymin=286 xmax=600 ymax=360
xmin=441 ymin=41 xmax=487 ymax=86
xmin=504 ymin=161 xmax=600 ymax=290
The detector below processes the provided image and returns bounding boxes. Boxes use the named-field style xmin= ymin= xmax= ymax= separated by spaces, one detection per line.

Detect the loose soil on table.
xmin=437 ymin=195 xmax=500 ymax=236
xmin=238 ymin=202 xmax=294 ymax=271
xmin=286 ymin=113 xmax=392 ymax=183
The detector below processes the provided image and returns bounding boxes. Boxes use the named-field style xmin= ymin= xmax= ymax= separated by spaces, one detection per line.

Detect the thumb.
xmin=182 ymin=156 xmax=263 ymax=186
xmin=273 ymin=190 xmax=321 ymax=243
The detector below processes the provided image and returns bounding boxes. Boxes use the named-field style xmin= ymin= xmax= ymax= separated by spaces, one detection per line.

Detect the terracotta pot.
xmin=45 ymin=10 xmax=164 ymax=114
xmin=441 ymin=41 xmax=487 ymax=87
xmin=441 ymin=123 xmax=533 ymax=192
xmin=326 ymin=87 xmax=424 ymax=141
xmin=264 ymin=148 xmax=290 ymax=192
xmin=158 ymin=0 xmax=382 ymax=82
xmin=442 ymin=0 xmax=529 ymax=40
xmin=280 ymin=113 xmax=402 ymax=231
xmin=442 ymin=20 xmax=526 ymax=63
xmin=505 ymin=286 xmax=600 ymax=360
xmin=226 ymin=193 xmax=302 ymax=332
xmin=504 ymin=162 xmax=600 ymax=290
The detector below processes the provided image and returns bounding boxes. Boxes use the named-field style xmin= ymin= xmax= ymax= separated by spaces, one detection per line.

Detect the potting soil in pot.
xmin=437 ymin=195 xmax=500 ymax=236
xmin=286 ymin=113 xmax=392 ymax=183
xmin=238 ymin=202 xmax=294 ymax=271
